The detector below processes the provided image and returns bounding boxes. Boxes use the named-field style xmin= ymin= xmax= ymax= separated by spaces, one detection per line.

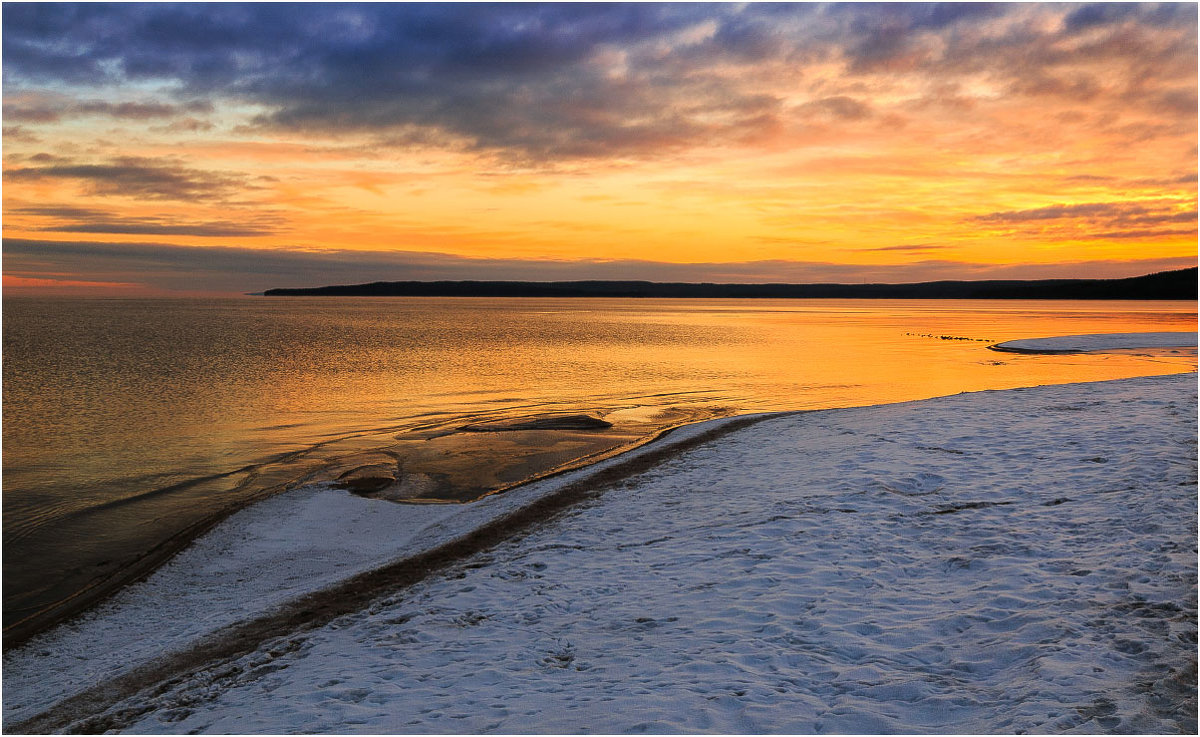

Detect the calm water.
xmin=3 ymin=297 xmax=1196 ymax=639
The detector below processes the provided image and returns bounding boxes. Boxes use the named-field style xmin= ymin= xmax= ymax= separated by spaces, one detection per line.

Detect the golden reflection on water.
xmin=1 ymin=297 xmax=1195 ymax=639
xmin=259 ymin=299 xmax=1198 ymax=506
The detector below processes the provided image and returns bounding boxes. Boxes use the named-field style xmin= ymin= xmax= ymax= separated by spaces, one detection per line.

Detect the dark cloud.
xmin=154 ymin=117 xmax=214 ymax=133
xmin=4 ymin=237 xmax=1194 ymax=295
xmin=1089 ymin=227 xmax=1197 ymax=239
xmin=3 ymin=126 xmax=40 ymax=143
xmin=977 ymin=202 xmax=1147 ymax=222
xmin=973 ymin=200 xmax=1197 ymax=241
xmin=2 ymin=104 xmax=61 ymax=123
xmin=12 ymin=205 xmax=278 ymax=237
xmin=836 ymin=2 xmax=1010 ymax=73
xmin=2 ymin=3 xmax=1195 ymax=161
xmin=11 ymin=205 xmax=109 ymax=219
xmin=4 ymin=157 xmax=245 ymax=200
xmin=3 ymin=97 xmax=212 ymax=123
xmin=1009 ymin=73 xmax=1102 ymax=101
xmin=798 ymin=95 xmax=873 ymax=121
xmin=1062 ymin=2 xmax=1196 ymax=32
xmin=43 ymin=222 xmax=271 ymax=237
xmin=860 ymin=243 xmax=949 ymax=252
xmin=976 ymin=201 xmax=1196 ymax=226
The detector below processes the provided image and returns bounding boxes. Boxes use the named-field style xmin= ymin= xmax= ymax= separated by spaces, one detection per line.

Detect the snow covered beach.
xmin=5 ymin=364 xmax=1196 ymax=734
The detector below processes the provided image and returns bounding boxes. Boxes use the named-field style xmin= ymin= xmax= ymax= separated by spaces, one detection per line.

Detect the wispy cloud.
xmin=975 ymin=201 xmax=1193 ymax=224
xmin=3 ymin=94 xmax=212 ymax=123
xmin=5 ymin=157 xmax=248 ymax=201
xmin=974 ymin=200 xmax=1200 ymax=243
xmin=973 ymin=200 xmax=1198 ymax=240
xmin=859 ymin=243 xmax=950 ymax=253
xmin=1089 ymin=228 xmax=1198 ymax=240
xmin=12 ymin=205 xmax=279 ymax=237
xmin=4 ymin=238 xmax=1194 ymax=295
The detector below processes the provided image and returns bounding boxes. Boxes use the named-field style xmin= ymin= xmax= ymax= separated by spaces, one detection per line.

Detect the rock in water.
xmin=336 ymin=464 xmax=399 ymax=495
xmin=459 ymin=414 xmax=613 ymax=432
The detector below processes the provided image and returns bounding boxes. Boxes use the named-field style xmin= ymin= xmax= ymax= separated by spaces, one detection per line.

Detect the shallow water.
xmin=2 ymin=297 xmax=1195 ymax=639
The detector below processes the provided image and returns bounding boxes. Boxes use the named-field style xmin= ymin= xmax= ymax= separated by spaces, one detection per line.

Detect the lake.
xmin=2 ymin=297 xmax=1195 ymax=642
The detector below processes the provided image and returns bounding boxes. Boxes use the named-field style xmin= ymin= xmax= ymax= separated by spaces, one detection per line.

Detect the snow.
xmin=13 ymin=372 xmax=1194 ymax=734
xmin=992 ymin=331 xmax=1197 ymax=354
xmin=0 ymin=485 xmax=454 ymax=724
xmin=2 ymin=413 xmax=766 ymax=726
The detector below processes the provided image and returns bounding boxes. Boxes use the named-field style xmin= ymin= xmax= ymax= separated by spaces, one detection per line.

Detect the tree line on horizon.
xmin=264 ymin=267 xmax=1197 ymax=300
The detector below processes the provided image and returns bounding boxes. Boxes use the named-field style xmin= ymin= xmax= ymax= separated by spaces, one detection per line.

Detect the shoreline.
xmin=5 ymin=367 xmax=1197 ymax=731
xmin=5 ymin=411 xmax=782 ymax=731
xmin=6 ymin=305 xmax=1195 ymax=651
xmin=1 ymin=405 xmax=735 ymax=649
xmin=7 ymin=370 xmax=1194 ymax=733
xmin=7 ymin=354 xmax=1193 ymax=649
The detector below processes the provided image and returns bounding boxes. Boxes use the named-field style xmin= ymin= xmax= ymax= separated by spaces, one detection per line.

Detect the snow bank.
xmin=38 ymin=373 xmax=1197 ymax=734
xmin=992 ymin=331 xmax=1197 ymax=354
xmin=2 ymin=414 xmax=767 ymax=726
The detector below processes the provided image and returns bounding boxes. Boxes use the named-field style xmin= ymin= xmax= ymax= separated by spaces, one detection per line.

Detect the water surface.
xmin=3 ymin=297 xmax=1195 ymax=641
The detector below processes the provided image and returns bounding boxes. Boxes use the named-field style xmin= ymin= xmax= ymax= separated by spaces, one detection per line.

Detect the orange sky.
xmin=3 ymin=2 xmax=1196 ymax=295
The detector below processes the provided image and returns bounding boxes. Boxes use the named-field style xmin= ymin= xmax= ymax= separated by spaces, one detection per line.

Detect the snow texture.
xmin=28 ymin=373 xmax=1197 ymax=734
xmin=993 ymin=331 xmax=1197 ymax=354
xmin=2 ymin=414 xmax=763 ymax=726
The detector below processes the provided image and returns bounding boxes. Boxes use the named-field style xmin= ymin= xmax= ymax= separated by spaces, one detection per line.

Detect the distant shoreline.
xmin=264 ymin=266 xmax=1197 ymax=299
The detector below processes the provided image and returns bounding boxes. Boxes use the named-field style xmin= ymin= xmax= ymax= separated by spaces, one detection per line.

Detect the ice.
xmin=992 ymin=331 xmax=1197 ymax=354
xmin=2 ymin=413 xmax=765 ymax=727
xmin=8 ymin=372 xmax=1193 ymax=734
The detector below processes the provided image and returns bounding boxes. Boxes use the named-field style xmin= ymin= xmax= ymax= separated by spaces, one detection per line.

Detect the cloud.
xmin=1088 ymin=228 xmax=1198 ymax=240
xmin=12 ymin=205 xmax=279 ymax=237
xmin=4 ymin=237 xmax=1194 ymax=295
xmin=4 ymin=157 xmax=246 ymax=201
xmin=153 ymin=117 xmax=214 ymax=133
xmin=976 ymin=200 xmax=1197 ymax=225
xmin=976 ymin=202 xmax=1150 ymax=222
xmin=2 ymin=97 xmax=212 ymax=123
xmin=1062 ymin=2 xmax=1195 ymax=32
xmin=3 ymin=126 xmax=40 ymax=143
xmin=3 ymin=274 xmax=142 ymax=290
xmin=860 ymin=243 xmax=949 ymax=253
xmin=797 ymin=96 xmax=873 ymax=121
xmin=5 ymin=3 xmax=1193 ymax=162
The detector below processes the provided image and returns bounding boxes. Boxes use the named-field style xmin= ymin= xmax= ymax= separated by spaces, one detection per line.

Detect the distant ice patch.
xmin=991 ymin=331 xmax=1197 ymax=354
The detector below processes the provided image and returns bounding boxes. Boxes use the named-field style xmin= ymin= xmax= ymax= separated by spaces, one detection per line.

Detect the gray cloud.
xmin=13 ymin=205 xmax=278 ymax=237
xmin=4 ymin=237 xmax=1194 ymax=295
xmin=860 ymin=243 xmax=949 ymax=253
xmin=977 ymin=202 xmax=1149 ymax=222
xmin=1088 ymin=227 xmax=1198 ymax=239
xmin=797 ymin=95 xmax=873 ymax=121
xmin=3 ymin=97 xmax=213 ymax=123
xmin=5 ymin=157 xmax=246 ymax=201
xmin=3 ymin=126 xmax=40 ymax=143
xmin=3 ymin=3 xmax=1193 ymax=162
xmin=975 ymin=201 xmax=1197 ymax=228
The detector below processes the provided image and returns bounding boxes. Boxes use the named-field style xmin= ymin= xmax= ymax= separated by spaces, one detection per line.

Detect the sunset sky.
xmin=3 ymin=2 xmax=1197 ymax=295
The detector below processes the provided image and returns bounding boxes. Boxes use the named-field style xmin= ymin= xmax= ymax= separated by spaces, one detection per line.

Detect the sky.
xmin=2 ymin=1 xmax=1197 ymax=295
